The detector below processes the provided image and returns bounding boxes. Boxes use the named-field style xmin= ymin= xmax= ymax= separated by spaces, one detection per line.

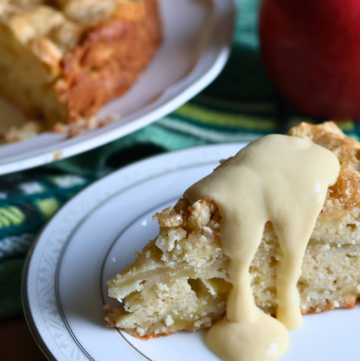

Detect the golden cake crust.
xmin=288 ymin=121 xmax=360 ymax=211
xmin=0 ymin=0 xmax=162 ymax=125
xmin=57 ymin=0 xmax=162 ymax=122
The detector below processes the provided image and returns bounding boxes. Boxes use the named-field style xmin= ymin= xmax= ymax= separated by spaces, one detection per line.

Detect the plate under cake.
xmin=0 ymin=0 xmax=162 ymax=127
xmin=106 ymin=121 xmax=360 ymax=339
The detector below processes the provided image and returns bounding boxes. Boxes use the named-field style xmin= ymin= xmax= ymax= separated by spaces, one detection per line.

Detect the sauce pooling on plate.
xmin=184 ymin=135 xmax=340 ymax=361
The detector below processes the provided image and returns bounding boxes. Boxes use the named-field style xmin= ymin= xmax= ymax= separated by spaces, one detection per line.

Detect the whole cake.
xmin=106 ymin=121 xmax=360 ymax=339
xmin=0 ymin=0 xmax=162 ymax=126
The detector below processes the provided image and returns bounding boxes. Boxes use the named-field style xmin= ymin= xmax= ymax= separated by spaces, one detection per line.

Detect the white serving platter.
xmin=0 ymin=0 xmax=235 ymax=175
xmin=22 ymin=143 xmax=360 ymax=361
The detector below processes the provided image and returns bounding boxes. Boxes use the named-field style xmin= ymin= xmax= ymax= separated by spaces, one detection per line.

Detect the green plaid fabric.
xmin=1 ymin=0 xmax=360 ymax=322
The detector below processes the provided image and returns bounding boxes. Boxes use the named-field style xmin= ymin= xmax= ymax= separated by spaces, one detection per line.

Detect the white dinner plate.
xmin=22 ymin=143 xmax=360 ymax=361
xmin=0 ymin=0 xmax=235 ymax=175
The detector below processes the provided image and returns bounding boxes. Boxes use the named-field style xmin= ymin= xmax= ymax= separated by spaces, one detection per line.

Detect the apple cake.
xmin=0 ymin=0 xmax=162 ymax=127
xmin=106 ymin=121 xmax=360 ymax=339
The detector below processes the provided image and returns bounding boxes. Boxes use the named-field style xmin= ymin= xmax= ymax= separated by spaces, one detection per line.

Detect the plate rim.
xmin=22 ymin=231 xmax=54 ymax=361
xmin=0 ymin=0 xmax=236 ymax=176
xmin=22 ymin=142 xmax=246 ymax=361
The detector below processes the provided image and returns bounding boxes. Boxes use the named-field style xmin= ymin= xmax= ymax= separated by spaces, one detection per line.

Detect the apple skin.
xmin=259 ymin=0 xmax=360 ymax=119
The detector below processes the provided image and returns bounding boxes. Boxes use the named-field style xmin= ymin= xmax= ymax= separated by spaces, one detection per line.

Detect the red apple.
xmin=259 ymin=0 xmax=360 ymax=119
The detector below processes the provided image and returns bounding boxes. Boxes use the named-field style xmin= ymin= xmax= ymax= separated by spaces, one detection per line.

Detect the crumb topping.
xmin=288 ymin=122 xmax=360 ymax=210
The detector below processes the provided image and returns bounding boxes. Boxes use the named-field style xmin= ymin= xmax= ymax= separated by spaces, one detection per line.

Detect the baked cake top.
xmin=152 ymin=122 xmax=360 ymax=249
xmin=0 ymin=0 xmax=145 ymax=66
xmin=288 ymin=121 xmax=360 ymax=211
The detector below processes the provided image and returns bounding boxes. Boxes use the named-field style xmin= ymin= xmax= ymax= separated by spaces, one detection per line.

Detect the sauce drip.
xmin=184 ymin=135 xmax=340 ymax=361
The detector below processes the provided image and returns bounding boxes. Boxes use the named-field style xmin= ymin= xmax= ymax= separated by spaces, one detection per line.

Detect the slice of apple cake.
xmin=106 ymin=121 xmax=360 ymax=339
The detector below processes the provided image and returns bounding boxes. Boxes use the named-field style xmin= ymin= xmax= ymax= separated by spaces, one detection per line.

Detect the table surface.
xmin=1 ymin=317 xmax=47 ymax=361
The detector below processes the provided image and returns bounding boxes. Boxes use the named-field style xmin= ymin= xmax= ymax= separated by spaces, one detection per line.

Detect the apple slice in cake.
xmin=106 ymin=121 xmax=360 ymax=339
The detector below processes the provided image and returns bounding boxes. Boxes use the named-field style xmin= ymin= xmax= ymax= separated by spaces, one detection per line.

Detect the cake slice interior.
xmin=106 ymin=122 xmax=360 ymax=339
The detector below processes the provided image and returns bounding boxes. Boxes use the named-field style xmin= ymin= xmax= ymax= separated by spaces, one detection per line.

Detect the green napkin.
xmin=1 ymin=0 xmax=360 ymax=323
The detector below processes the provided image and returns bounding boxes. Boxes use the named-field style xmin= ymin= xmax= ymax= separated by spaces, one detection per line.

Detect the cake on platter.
xmin=0 ymin=0 xmax=162 ymax=140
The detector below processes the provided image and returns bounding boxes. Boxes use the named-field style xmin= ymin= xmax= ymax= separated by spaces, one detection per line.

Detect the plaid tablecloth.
xmin=1 ymin=0 xmax=359 ymax=322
